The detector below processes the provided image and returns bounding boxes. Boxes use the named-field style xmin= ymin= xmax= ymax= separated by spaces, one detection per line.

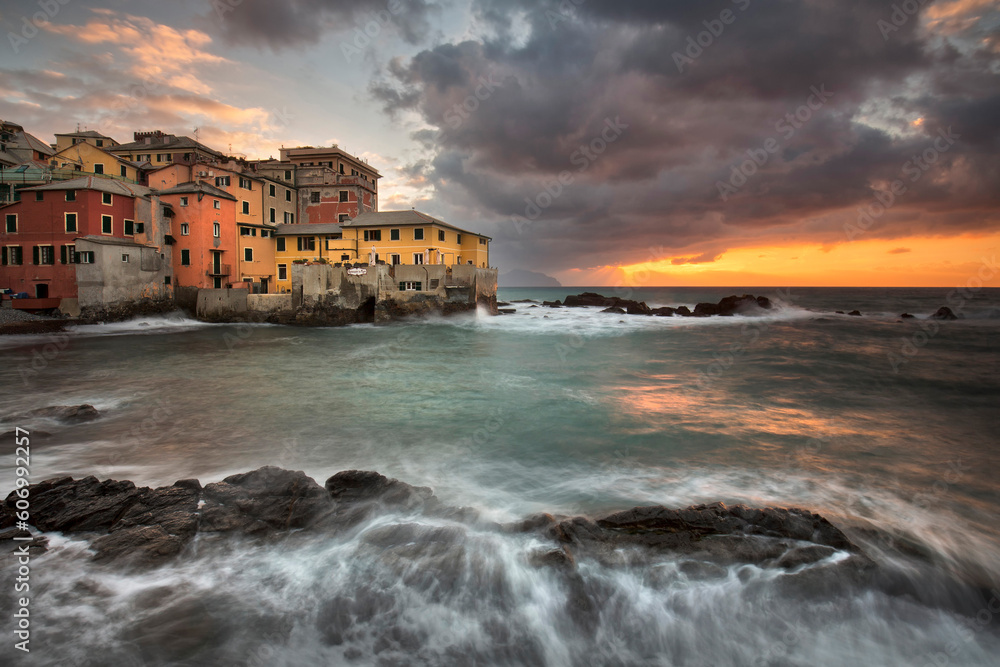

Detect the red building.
xmin=0 ymin=177 xmax=152 ymax=306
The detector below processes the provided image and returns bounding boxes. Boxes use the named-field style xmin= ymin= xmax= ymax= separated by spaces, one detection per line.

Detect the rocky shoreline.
xmin=2 ymin=467 xmax=871 ymax=576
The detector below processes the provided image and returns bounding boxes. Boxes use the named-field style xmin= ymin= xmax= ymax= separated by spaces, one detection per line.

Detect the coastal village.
xmin=0 ymin=120 xmax=496 ymax=324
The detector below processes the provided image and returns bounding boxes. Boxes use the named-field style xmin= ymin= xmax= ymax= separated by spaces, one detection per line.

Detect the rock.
xmin=201 ymin=467 xmax=334 ymax=534
xmin=601 ymin=306 xmax=626 ymax=314
xmin=651 ymin=307 xmax=676 ymax=317
xmin=529 ymin=547 xmax=576 ymax=571
xmin=563 ymin=292 xmax=611 ymax=307
xmin=325 ymin=470 xmax=434 ymax=512
xmin=930 ymin=306 xmax=958 ymax=320
xmin=900 ymin=313 xmax=915 ymax=319
xmin=692 ymin=302 xmax=720 ymax=317
xmin=541 ymin=300 xmax=562 ymax=308
xmin=498 ymin=309 xmax=516 ymax=315
xmin=2 ymin=404 xmax=100 ymax=424
xmin=756 ymin=296 xmax=773 ymax=309
xmin=497 ymin=302 xmax=511 ymax=307
xmin=511 ymin=299 xmax=537 ymax=303
xmin=674 ymin=306 xmax=692 ymax=316
xmin=836 ymin=311 xmax=845 ymax=315
xmin=5 ymin=476 xmax=143 ymax=532
xmin=848 ymin=310 xmax=862 ymax=316
xmin=626 ymin=302 xmax=652 ymax=315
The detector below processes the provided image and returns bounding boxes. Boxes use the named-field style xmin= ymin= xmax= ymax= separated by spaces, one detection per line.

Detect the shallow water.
xmin=1 ymin=287 xmax=998 ymax=666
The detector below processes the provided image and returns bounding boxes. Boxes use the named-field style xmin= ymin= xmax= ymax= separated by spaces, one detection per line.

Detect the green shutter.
xmin=1 ymin=247 xmax=6 ymax=265
xmin=32 ymin=246 xmax=39 ymax=265
xmin=60 ymin=246 xmax=67 ymax=264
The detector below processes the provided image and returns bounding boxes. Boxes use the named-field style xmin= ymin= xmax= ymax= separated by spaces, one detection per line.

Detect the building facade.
xmin=156 ymin=181 xmax=238 ymax=291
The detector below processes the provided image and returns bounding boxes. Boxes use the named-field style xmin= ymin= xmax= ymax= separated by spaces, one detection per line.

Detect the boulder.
xmin=848 ymin=310 xmax=862 ymax=317
xmin=930 ymin=306 xmax=958 ymax=320
xmin=541 ymin=300 xmax=563 ymax=308
xmin=201 ymin=466 xmax=334 ymax=533
xmin=651 ymin=307 xmax=676 ymax=317
xmin=601 ymin=306 xmax=626 ymax=314
xmin=674 ymin=306 xmax=692 ymax=316
xmin=900 ymin=313 xmax=915 ymax=319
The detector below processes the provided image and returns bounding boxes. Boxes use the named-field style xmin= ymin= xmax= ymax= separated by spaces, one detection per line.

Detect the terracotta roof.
xmin=112 ymin=134 xmax=223 ymax=157
xmin=156 ymin=181 xmax=237 ymax=201
xmin=23 ymin=176 xmax=151 ymax=198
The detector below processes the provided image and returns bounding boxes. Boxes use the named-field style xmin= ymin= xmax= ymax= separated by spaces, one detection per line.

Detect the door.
xmin=35 ymin=284 xmax=48 ymax=298
xmin=260 ymin=278 xmax=268 ymax=295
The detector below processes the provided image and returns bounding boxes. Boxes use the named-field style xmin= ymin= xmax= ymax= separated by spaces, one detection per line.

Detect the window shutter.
xmin=60 ymin=246 xmax=67 ymax=264
xmin=32 ymin=246 xmax=39 ymax=265
xmin=1 ymin=247 xmax=6 ymax=265
xmin=88 ymin=251 xmax=95 ymax=263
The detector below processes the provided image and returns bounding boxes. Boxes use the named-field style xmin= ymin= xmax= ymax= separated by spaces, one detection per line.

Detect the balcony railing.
xmin=206 ymin=264 xmax=232 ymax=277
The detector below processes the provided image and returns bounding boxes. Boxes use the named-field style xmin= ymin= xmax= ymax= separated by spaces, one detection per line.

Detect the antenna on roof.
xmin=193 ymin=128 xmax=199 ymax=142
xmin=76 ymin=122 xmax=80 ymax=132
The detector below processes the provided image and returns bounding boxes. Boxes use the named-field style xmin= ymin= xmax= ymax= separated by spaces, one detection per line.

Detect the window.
xmin=269 ymin=184 xmax=276 ymax=197
xmin=135 ymin=223 xmax=144 ymax=234
xmin=96 ymin=139 xmax=104 ymax=147
xmin=479 ymin=237 xmax=487 ymax=245
xmin=413 ymin=228 xmax=424 ymax=241
xmin=244 ymin=247 xmax=253 ymax=262
xmin=164 ymin=276 xmax=171 ymax=285
xmin=120 ymin=165 xmax=127 ymax=178
xmin=339 ymin=163 xmax=344 ymax=174
xmin=390 ymin=254 xmax=401 ymax=265
xmin=181 ymin=223 xmax=190 ymax=236
xmin=261 ymin=230 xmax=269 ymax=238
xmin=285 ymin=190 xmax=291 ymax=202
xmin=124 ymin=219 xmax=134 ymax=236
xmin=102 ymin=215 xmax=112 ymax=234
xmin=310 ymin=192 xmax=320 ymax=203
xmin=456 ymin=234 xmax=462 ymax=244
xmin=35 ymin=245 xmax=54 ymax=265
xmin=398 ymin=281 xmax=422 ymax=291
xmin=94 ymin=164 xmax=104 ymax=175
xmin=215 ymin=176 xmax=231 ymax=187
xmin=103 ymin=192 xmax=113 ymax=205
xmin=413 ymin=253 xmax=424 ymax=265
xmin=35 ymin=191 xmax=43 ymax=201
xmin=4 ymin=246 xmax=21 ymax=265
xmin=278 ymin=264 xmax=287 ymax=281
xmin=240 ymin=227 xmax=251 ymax=236
xmin=180 ymin=196 xmax=188 ymax=207
xmin=276 ymin=238 xmax=286 ymax=252
xmin=60 ymin=244 xmax=75 ymax=264
xmin=213 ymin=222 xmax=220 ymax=237
xmin=65 ymin=190 xmax=76 ymax=202
xmin=181 ymin=249 xmax=190 ymax=265
xmin=182 ymin=153 xmax=192 ymax=161
xmin=284 ymin=170 xmax=292 ymax=180
xmin=63 ymin=213 xmax=78 ymax=233
xmin=283 ymin=211 xmax=292 ymax=224
xmin=75 ymin=250 xmax=94 ymax=264
xmin=269 ymin=208 xmax=276 ymax=223
xmin=438 ymin=230 xmax=445 ymax=242
xmin=339 ymin=191 xmax=348 ymax=202
xmin=297 ymin=237 xmax=315 ymax=252
xmin=121 ymin=253 xmax=129 ymax=263
xmin=242 ymin=201 xmax=250 ymax=215
xmin=339 ymin=214 xmax=349 ymax=223
xmin=239 ymin=177 xmax=252 ymax=190
xmin=363 ymin=230 xmax=381 ymax=242
xmin=157 ymin=154 xmax=172 ymax=163
xmin=390 ymin=229 xmax=400 ymax=241
xmin=213 ymin=200 xmax=220 ymax=210
xmin=341 ymin=254 xmax=350 ymax=262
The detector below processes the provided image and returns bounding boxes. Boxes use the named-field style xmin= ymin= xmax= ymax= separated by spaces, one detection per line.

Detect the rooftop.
xmin=23 ymin=176 xmax=152 ymax=198
xmin=113 ymin=132 xmax=224 ymax=158
xmin=275 ymin=223 xmax=343 ymax=236
xmin=344 ymin=210 xmax=492 ymax=239
xmin=156 ymin=181 xmax=237 ymax=201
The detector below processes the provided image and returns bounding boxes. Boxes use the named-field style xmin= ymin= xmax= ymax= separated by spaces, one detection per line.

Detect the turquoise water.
xmin=1 ymin=286 xmax=998 ymax=665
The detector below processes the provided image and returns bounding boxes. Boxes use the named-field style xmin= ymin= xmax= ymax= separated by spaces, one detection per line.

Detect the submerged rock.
xmin=931 ymin=306 xmax=959 ymax=320
xmin=2 ymin=404 xmax=100 ymax=424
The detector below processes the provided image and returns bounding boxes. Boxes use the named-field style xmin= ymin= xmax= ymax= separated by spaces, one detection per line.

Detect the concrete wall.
xmin=75 ymin=240 xmax=173 ymax=309
xmin=247 ymin=293 xmax=292 ymax=312
xmin=197 ymin=288 xmax=249 ymax=319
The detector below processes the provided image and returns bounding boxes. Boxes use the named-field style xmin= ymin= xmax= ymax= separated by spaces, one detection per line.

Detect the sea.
xmin=1 ymin=286 xmax=998 ymax=667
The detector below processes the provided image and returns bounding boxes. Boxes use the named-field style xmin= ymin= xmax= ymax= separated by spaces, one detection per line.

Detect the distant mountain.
xmin=499 ymin=269 xmax=562 ymax=287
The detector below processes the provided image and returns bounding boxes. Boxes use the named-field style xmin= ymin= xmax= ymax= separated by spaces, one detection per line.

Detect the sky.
xmin=1 ymin=0 xmax=998 ymax=287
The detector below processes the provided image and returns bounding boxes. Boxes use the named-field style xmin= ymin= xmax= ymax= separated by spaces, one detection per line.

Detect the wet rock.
xmin=930 ymin=306 xmax=958 ymax=320
xmin=201 ymin=466 xmax=333 ymax=533
xmin=3 ymin=404 xmax=100 ymax=424
xmin=511 ymin=299 xmax=537 ymax=303
xmin=542 ymin=300 xmax=562 ymax=308
xmin=848 ymin=310 xmax=862 ymax=317
xmin=674 ymin=306 xmax=691 ymax=316
xmin=775 ymin=544 xmax=836 ymax=569
xmin=4 ymin=476 xmax=142 ymax=532
xmin=835 ymin=310 xmax=845 ymax=315
xmin=529 ymin=547 xmax=576 ymax=571
xmin=498 ymin=309 xmax=516 ymax=315
xmin=651 ymin=307 xmax=676 ymax=317
xmin=900 ymin=313 xmax=915 ymax=319
xmin=601 ymin=306 xmax=626 ymax=314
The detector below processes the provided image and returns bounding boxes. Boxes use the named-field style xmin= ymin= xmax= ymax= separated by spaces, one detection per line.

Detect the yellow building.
xmin=341 ymin=210 xmax=490 ymax=268
xmin=53 ymin=130 xmax=119 ymax=153
xmin=50 ymin=142 xmax=143 ymax=184
xmin=273 ymin=223 xmax=344 ymax=293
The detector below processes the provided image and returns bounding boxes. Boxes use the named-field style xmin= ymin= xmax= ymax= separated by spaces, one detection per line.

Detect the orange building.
xmin=156 ymin=182 xmax=237 ymax=292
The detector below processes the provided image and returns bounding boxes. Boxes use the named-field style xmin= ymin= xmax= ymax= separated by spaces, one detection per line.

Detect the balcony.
xmin=206 ymin=264 xmax=232 ymax=277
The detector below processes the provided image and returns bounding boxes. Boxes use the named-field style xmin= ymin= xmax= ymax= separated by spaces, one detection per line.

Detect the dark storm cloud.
xmin=370 ymin=0 xmax=1000 ymax=272
xmin=208 ymin=0 xmax=439 ymax=50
